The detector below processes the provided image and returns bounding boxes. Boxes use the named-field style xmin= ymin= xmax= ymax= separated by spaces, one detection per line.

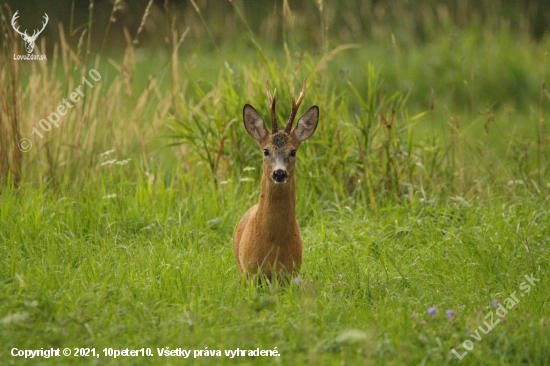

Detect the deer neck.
xmin=257 ymin=173 xmax=296 ymax=234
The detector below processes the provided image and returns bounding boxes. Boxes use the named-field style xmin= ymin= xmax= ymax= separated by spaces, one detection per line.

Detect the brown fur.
xmin=236 ymin=101 xmax=318 ymax=282
xmin=233 ymin=132 xmax=303 ymax=281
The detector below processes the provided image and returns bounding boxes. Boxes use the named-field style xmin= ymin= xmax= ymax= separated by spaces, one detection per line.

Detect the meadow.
xmin=0 ymin=0 xmax=549 ymax=365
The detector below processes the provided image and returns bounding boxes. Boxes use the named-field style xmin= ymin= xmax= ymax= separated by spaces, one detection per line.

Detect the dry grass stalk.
xmin=0 ymin=6 xmax=22 ymax=186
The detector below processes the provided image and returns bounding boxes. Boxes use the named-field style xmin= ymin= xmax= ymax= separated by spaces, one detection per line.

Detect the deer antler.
xmin=284 ymin=79 xmax=306 ymax=133
xmin=266 ymin=79 xmax=278 ymax=133
xmin=29 ymin=13 xmax=49 ymax=40
xmin=11 ymin=11 xmax=28 ymax=38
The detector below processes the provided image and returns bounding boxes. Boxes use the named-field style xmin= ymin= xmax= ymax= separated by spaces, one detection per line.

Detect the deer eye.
xmin=263 ymin=149 xmax=270 ymax=156
xmin=290 ymin=150 xmax=297 ymax=157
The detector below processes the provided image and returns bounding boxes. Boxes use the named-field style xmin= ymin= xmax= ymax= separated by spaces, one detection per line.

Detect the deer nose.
xmin=272 ymin=169 xmax=288 ymax=183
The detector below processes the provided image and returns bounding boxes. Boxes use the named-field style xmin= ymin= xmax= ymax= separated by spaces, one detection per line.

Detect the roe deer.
xmin=233 ymin=80 xmax=319 ymax=282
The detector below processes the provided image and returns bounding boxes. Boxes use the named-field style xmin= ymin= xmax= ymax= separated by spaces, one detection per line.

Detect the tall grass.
xmin=0 ymin=5 xmax=22 ymax=186
xmin=0 ymin=1 xmax=548 ymax=200
xmin=0 ymin=140 xmax=548 ymax=365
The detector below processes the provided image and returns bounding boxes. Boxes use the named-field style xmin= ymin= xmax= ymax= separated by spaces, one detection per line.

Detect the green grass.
xmin=1 ymin=164 xmax=549 ymax=365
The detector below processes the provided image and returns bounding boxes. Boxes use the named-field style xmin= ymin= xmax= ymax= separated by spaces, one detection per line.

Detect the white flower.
xmin=116 ymin=159 xmax=131 ymax=165
xmin=101 ymin=159 xmax=117 ymax=166
xmin=102 ymin=194 xmax=117 ymax=199
xmin=508 ymin=180 xmax=525 ymax=186
xmin=100 ymin=149 xmax=115 ymax=157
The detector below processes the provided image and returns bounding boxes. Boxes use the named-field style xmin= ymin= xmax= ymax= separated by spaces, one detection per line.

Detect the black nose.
xmin=272 ymin=169 xmax=288 ymax=182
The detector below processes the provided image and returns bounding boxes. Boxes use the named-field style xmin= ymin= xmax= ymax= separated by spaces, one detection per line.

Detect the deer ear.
xmin=292 ymin=106 xmax=319 ymax=142
xmin=243 ymin=104 xmax=269 ymax=142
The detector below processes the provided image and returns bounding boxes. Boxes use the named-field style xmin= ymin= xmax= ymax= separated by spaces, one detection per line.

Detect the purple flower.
xmin=465 ymin=327 xmax=469 ymax=335
xmin=446 ymin=310 xmax=454 ymax=319
xmin=294 ymin=277 xmax=303 ymax=286
xmin=427 ymin=307 xmax=436 ymax=316
xmin=491 ymin=300 xmax=499 ymax=308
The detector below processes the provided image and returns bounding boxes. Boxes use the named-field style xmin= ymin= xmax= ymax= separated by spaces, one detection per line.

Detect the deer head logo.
xmin=11 ymin=11 xmax=49 ymax=54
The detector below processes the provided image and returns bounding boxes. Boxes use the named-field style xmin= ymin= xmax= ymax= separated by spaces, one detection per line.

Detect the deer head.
xmin=243 ymin=80 xmax=319 ymax=184
xmin=11 ymin=11 xmax=49 ymax=54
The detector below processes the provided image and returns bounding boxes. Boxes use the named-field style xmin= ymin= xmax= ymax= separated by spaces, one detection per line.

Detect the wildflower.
xmin=100 ymin=149 xmax=115 ymax=157
xmin=294 ymin=277 xmax=302 ymax=286
xmin=101 ymin=159 xmax=117 ymax=166
xmin=427 ymin=307 xmax=436 ymax=316
xmin=446 ymin=310 xmax=454 ymax=319
xmin=116 ymin=159 xmax=131 ymax=165
xmin=491 ymin=299 xmax=499 ymax=308
xmin=507 ymin=179 xmax=524 ymax=186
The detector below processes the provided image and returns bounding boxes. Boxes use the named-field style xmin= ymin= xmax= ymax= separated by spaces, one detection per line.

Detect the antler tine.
xmin=11 ymin=11 xmax=27 ymax=37
xmin=30 ymin=13 xmax=49 ymax=40
xmin=266 ymin=79 xmax=278 ymax=133
xmin=39 ymin=13 xmax=49 ymax=33
xmin=284 ymin=78 xmax=306 ymax=133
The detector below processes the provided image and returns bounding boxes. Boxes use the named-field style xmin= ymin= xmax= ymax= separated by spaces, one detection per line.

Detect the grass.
xmin=1 ymin=0 xmax=550 ymax=364
xmin=1 ymin=173 xmax=548 ymax=365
